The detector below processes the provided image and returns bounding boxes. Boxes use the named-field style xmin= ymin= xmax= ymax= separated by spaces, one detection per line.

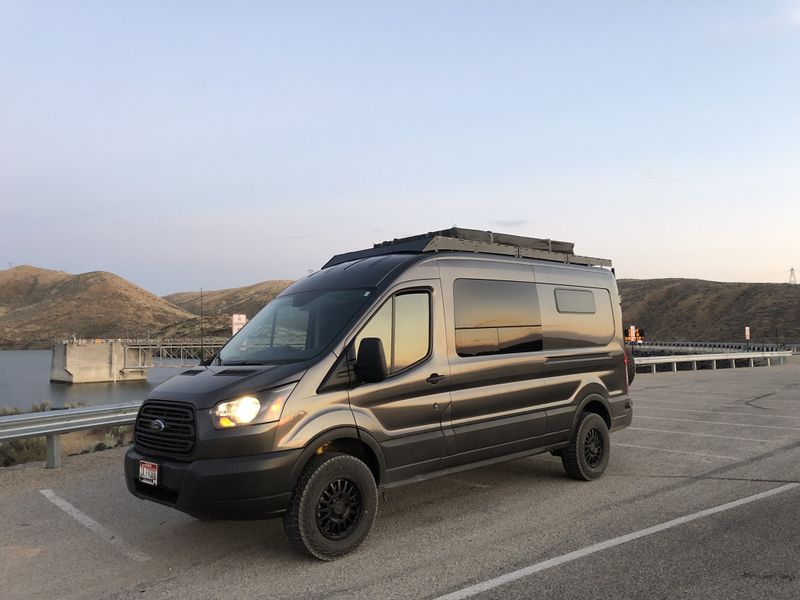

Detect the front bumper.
xmin=124 ymin=447 xmax=303 ymax=520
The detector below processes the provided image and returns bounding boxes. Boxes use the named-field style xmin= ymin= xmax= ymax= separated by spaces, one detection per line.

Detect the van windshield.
xmin=217 ymin=288 xmax=373 ymax=365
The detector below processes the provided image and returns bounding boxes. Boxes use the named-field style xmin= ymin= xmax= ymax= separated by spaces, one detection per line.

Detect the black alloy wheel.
xmin=316 ymin=477 xmax=363 ymax=540
xmin=562 ymin=410 xmax=610 ymax=481
xmin=284 ymin=453 xmax=378 ymax=560
xmin=583 ymin=428 xmax=604 ymax=468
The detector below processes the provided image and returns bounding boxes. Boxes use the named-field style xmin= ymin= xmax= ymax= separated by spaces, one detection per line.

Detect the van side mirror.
xmin=355 ymin=338 xmax=388 ymax=383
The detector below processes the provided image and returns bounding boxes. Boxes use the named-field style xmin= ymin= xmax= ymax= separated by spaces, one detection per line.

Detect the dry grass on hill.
xmin=619 ymin=278 xmax=800 ymax=343
xmin=0 ymin=266 xmax=192 ymax=349
xmin=3 ymin=264 xmax=797 ymax=349
xmin=163 ymin=279 xmax=293 ymax=319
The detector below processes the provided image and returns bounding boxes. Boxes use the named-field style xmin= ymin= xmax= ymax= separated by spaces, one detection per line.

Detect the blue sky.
xmin=1 ymin=1 xmax=799 ymax=294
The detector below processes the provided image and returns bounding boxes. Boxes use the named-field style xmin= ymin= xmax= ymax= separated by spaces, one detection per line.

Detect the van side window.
xmin=355 ymin=291 xmax=430 ymax=374
xmin=538 ymin=284 xmax=614 ymax=349
xmin=453 ymin=279 xmax=542 ymax=357
xmin=555 ymin=288 xmax=596 ymax=314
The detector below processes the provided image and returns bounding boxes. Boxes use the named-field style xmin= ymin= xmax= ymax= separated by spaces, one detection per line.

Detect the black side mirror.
xmin=355 ymin=338 xmax=388 ymax=383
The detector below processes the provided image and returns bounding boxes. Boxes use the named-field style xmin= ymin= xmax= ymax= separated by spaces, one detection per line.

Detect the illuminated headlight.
xmin=211 ymin=383 xmax=296 ymax=429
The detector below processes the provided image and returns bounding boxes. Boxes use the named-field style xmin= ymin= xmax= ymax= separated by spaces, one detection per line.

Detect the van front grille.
xmin=134 ymin=401 xmax=196 ymax=456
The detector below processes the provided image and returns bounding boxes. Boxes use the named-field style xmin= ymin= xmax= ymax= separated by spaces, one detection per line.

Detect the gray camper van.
xmin=125 ymin=229 xmax=632 ymax=559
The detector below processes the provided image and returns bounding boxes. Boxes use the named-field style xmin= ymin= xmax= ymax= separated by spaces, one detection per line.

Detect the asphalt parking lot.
xmin=2 ymin=361 xmax=799 ymax=599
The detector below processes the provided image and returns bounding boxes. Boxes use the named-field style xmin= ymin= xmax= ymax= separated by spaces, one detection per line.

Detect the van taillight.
xmin=623 ymin=351 xmax=629 ymax=394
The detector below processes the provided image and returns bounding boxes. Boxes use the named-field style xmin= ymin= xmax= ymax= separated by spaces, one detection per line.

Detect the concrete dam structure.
xmin=50 ymin=340 xmax=152 ymax=383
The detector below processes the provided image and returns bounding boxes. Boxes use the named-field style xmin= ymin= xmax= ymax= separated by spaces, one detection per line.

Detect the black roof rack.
xmin=322 ymin=227 xmax=612 ymax=269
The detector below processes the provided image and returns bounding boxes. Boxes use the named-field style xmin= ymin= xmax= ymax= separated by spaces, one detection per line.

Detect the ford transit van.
xmin=125 ymin=228 xmax=632 ymax=559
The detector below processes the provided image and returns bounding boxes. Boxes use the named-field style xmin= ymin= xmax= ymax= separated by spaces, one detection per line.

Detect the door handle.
xmin=426 ymin=373 xmax=445 ymax=384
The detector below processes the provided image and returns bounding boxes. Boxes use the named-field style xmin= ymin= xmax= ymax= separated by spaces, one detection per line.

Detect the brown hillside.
xmin=164 ymin=280 xmax=293 ymax=319
xmin=619 ymin=278 xmax=800 ymax=343
xmin=0 ymin=266 xmax=193 ymax=349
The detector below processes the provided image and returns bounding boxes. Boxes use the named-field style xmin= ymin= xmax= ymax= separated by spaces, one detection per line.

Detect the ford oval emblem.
xmin=149 ymin=419 xmax=166 ymax=433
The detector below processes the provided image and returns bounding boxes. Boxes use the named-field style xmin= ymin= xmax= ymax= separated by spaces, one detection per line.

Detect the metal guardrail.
xmin=1 ymin=349 xmax=793 ymax=469
xmin=635 ymin=351 xmax=793 ymax=374
xmin=631 ymin=341 xmax=800 ymax=354
xmin=0 ymin=400 xmax=142 ymax=469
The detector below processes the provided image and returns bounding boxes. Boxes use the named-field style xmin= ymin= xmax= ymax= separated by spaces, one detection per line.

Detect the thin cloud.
xmin=492 ymin=219 xmax=530 ymax=228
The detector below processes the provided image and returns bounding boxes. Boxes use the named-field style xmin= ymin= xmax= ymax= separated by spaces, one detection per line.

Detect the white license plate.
xmin=139 ymin=460 xmax=159 ymax=486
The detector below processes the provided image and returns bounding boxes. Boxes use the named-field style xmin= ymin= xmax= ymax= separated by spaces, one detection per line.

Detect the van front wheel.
xmin=562 ymin=412 xmax=610 ymax=481
xmin=283 ymin=453 xmax=378 ymax=560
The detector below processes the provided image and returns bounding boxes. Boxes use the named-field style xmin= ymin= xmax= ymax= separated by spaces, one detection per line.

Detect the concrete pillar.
xmin=672 ymin=362 xmax=677 ymax=372
xmin=651 ymin=365 xmax=656 ymax=374
xmin=731 ymin=359 xmax=736 ymax=369
xmin=749 ymin=358 xmax=754 ymax=368
xmin=692 ymin=361 xmax=697 ymax=371
xmin=767 ymin=357 xmax=772 ymax=367
xmin=50 ymin=341 xmax=148 ymax=383
xmin=712 ymin=360 xmax=717 ymax=370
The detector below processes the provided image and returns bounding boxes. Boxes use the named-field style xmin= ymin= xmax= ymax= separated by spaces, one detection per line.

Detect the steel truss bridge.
xmin=116 ymin=338 xmax=229 ymax=368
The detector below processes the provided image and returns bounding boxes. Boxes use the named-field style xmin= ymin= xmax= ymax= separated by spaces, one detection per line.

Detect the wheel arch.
xmin=570 ymin=384 xmax=612 ymax=434
xmin=288 ymin=426 xmax=386 ymax=488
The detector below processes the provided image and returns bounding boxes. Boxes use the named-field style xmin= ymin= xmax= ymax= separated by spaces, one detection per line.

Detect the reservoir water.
xmin=0 ymin=350 xmax=185 ymax=413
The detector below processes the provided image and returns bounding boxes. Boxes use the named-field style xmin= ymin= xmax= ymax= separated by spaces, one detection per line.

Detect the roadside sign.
xmin=232 ymin=314 xmax=248 ymax=335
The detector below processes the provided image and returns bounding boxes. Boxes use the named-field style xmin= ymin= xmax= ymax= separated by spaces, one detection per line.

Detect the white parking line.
xmin=433 ymin=483 xmax=800 ymax=600
xmin=615 ymin=443 xmax=737 ymax=460
xmin=627 ymin=427 xmax=773 ymax=443
xmin=636 ymin=415 xmax=800 ymax=431
xmin=636 ymin=406 xmax=800 ymax=420
xmin=40 ymin=489 xmax=151 ymax=562
xmin=637 ymin=398 xmax=796 ymax=409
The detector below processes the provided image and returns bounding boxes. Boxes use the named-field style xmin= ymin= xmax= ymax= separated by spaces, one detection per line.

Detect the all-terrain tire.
xmin=562 ymin=412 xmax=610 ymax=481
xmin=283 ymin=453 xmax=378 ymax=560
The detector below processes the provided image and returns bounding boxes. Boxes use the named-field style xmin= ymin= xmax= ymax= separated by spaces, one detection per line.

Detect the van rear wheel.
xmin=283 ymin=453 xmax=378 ymax=560
xmin=562 ymin=412 xmax=610 ymax=481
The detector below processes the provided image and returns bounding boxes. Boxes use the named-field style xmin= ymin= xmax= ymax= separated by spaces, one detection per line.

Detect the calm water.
xmin=0 ymin=350 xmax=184 ymax=413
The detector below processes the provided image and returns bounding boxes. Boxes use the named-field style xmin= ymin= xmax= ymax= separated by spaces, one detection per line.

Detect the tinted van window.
xmin=454 ymin=279 xmax=542 ymax=357
xmin=555 ymin=288 xmax=596 ymax=314
xmin=355 ymin=291 xmax=430 ymax=373
xmin=538 ymin=284 xmax=614 ymax=349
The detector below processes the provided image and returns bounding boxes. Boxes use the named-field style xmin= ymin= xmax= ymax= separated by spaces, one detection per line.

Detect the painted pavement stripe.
xmin=40 ymin=488 xmax=151 ymax=562
xmin=433 ymin=483 xmax=800 ymax=600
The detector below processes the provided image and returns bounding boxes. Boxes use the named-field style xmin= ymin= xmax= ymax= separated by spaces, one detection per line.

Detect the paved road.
xmin=2 ymin=362 xmax=799 ymax=599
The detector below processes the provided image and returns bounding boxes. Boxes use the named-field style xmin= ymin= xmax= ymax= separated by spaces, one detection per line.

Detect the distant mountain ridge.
xmin=157 ymin=280 xmax=292 ymax=339
xmin=1 ymin=266 xmax=798 ymax=349
xmin=163 ymin=279 xmax=293 ymax=320
xmin=618 ymin=278 xmax=800 ymax=343
xmin=0 ymin=266 xmax=193 ymax=349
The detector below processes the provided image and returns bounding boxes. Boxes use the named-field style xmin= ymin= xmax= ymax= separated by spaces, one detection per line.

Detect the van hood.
xmin=146 ymin=363 xmax=308 ymax=410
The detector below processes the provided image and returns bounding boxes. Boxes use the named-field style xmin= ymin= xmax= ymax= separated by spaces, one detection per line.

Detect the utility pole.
xmin=200 ymin=287 xmax=204 ymax=362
